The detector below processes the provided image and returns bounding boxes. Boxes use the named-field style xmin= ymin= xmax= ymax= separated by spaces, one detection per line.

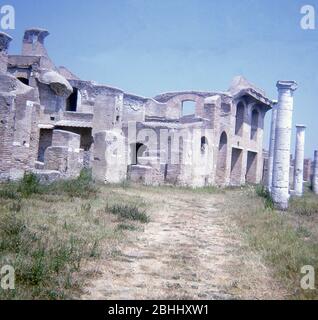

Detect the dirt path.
xmin=82 ymin=188 xmax=286 ymax=300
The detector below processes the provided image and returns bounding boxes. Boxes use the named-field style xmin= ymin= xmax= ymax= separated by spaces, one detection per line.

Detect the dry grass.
xmin=0 ymin=172 xmax=148 ymax=300
xmin=1 ymin=175 xmax=317 ymax=300
xmin=223 ymin=185 xmax=318 ymax=300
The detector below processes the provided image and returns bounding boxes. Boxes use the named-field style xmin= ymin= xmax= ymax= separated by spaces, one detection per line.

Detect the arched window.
xmin=235 ymin=102 xmax=245 ymax=136
xmin=201 ymin=136 xmax=208 ymax=154
xmin=216 ymin=132 xmax=228 ymax=185
xmin=182 ymin=101 xmax=196 ymax=116
xmin=251 ymin=109 xmax=259 ymax=140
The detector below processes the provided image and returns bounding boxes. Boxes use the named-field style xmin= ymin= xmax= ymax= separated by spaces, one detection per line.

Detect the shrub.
xmin=255 ymin=185 xmax=274 ymax=210
xmin=17 ymin=173 xmax=41 ymax=197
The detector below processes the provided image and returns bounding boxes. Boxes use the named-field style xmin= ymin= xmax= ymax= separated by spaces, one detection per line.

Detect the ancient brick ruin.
xmin=0 ymin=29 xmax=289 ymax=189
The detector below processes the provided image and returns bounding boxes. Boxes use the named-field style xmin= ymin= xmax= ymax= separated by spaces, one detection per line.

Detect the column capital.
xmin=296 ymin=124 xmax=306 ymax=130
xmin=276 ymin=80 xmax=298 ymax=91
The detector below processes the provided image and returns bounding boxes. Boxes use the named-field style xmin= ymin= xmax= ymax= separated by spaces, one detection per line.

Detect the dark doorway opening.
xmin=201 ymin=136 xmax=208 ymax=154
xmin=246 ymin=151 xmax=258 ymax=183
xmin=18 ymin=77 xmax=29 ymax=86
xmin=131 ymin=143 xmax=147 ymax=165
xmin=251 ymin=109 xmax=259 ymax=141
xmin=66 ymin=87 xmax=78 ymax=112
xmin=37 ymin=129 xmax=53 ymax=162
xmin=230 ymin=148 xmax=243 ymax=185
xmin=216 ymin=132 xmax=228 ymax=185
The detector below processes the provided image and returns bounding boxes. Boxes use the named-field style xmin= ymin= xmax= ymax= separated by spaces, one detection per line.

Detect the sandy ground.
xmin=82 ymin=188 xmax=286 ymax=300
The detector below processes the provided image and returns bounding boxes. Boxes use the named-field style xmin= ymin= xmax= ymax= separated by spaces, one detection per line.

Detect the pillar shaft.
xmin=271 ymin=81 xmax=297 ymax=210
xmin=313 ymin=151 xmax=318 ymax=195
xmin=293 ymin=125 xmax=306 ymax=196
xmin=267 ymin=102 xmax=277 ymax=190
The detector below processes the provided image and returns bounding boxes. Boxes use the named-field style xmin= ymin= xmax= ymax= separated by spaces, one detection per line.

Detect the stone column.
xmin=22 ymin=28 xmax=49 ymax=57
xmin=313 ymin=150 xmax=318 ymax=195
xmin=267 ymin=101 xmax=278 ymax=191
xmin=293 ymin=125 xmax=306 ymax=196
xmin=271 ymin=81 xmax=298 ymax=210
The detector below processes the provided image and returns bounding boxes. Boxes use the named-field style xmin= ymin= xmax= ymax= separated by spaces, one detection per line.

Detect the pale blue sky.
xmin=4 ymin=0 xmax=318 ymax=157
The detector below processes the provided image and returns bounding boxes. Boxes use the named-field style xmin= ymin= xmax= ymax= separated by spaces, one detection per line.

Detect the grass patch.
xmin=44 ymin=169 xmax=98 ymax=198
xmin=0 ymin=169 xmax=98 ymax=200
xmin=17 ymin=173 xmax=41 ymax=198
xmin=255 ymin=184 xmax=274 ymax=210
xmin=226 ymin=186 xmax=318 ymax=300
xmin=106 ymin=203 xmax=149 ymax=223
xmin=0 ymin=213 xmax=92 ymax=299
xmin=0 ymin=188 xmax=20 ymax=200
xmin=116 ymin=223 xmax=140 ymax=232
xmin=290 ymin=193 xmax=318 ymax=217
xmin=0 ymin=172 xmax=147 ymax=299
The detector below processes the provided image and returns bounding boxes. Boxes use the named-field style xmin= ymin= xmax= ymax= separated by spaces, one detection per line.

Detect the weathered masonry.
xmin=0 ymin=29 xmax=273 ymax=187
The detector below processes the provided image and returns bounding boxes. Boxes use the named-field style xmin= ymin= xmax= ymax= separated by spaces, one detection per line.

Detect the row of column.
xmin=268 ymin=81 xmax=318 ymax=210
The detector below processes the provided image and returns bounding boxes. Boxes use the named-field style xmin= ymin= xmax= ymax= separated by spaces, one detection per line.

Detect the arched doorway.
xmin=201 ymin=136 xmax=208 ymax=155
xmin=130 ymin=143 xmax=147 ymax=165
xmin=216 ymin=132 xmax=228 ymax=184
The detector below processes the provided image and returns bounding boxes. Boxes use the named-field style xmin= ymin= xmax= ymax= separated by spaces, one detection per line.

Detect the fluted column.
xmin=293 ymin=125 xmax=306 ymax=196
xmin=271 ymin=81 xmax=298 ymax=210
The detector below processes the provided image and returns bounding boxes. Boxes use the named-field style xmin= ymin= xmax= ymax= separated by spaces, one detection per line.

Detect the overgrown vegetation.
xmin=0 ymin=171 xmax=149 ymax=299
xmin=46 ymin=169 xmax=98 ymax=198
xmin=255 ymin=184 xmax=274 ymax=209
xmin=0 ymin=170 xmax=98 ymax=201
xmin=227 ymin=185 xmax=318 ymax=300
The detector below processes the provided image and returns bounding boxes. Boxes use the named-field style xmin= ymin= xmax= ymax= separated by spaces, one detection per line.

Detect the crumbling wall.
xmin=0 ymin=94 xmax=15 ymax=180
xmin=91 ymin=87 xmax=123 ymax=134
xmin=0 ymin=73 xmax=39 ymax=180
xmin=123 ymin=94 xmax=146 ymax=123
